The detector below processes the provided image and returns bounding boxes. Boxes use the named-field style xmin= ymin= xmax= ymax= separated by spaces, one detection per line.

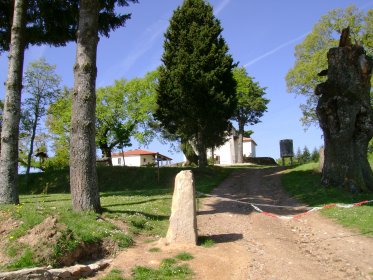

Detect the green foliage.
xmin=46 ymin=88 xmax=72 ymax=169
xmin=286 ymin=6 xmax=373 ymax=127
xmin=4 ymin=248 xmax=37 ymax=271
xmin=149 ymin=247 xmax=161 ymax=253
xmin=302 ymin=146 xmax=311 ymax=163
xmin=47 ymin=72 xmax=159 ymax=167
xmin=156 ymin=0 xmax=237 ymax=166
xmin=175 ymin=252 xmax=194 ymax=261
xmin=282 ymin=163 xmax=373 ymax=236
xmin=232 ymin=67 xmax=269 ymax=130
xmin=20 ymin=58 xmax=61 ymax=173
xmin=295 ymin=147 xmax=302 ymax=164
xmin=100 ymin=269 xmax=125 ymax=280
xmin=311 ymin=147 xmax=320 ymax=162
xmin=199 ymin=236 xmax=215 ymax=247
xmin=0 ymin=1 xmax=138 ymax=53
xmin=131 ymin=257 xmax=193 ymax=280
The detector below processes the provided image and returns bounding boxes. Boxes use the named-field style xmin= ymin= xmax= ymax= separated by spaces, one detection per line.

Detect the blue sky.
xmin=0 ymin=0 xmax=372 ymax=163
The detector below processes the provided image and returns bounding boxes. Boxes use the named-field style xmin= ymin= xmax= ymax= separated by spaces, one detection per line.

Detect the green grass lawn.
xmin=0 ymin=166 xmax=231 ymax=272
xmin=282 ymin=163 xmax=373 ymax=236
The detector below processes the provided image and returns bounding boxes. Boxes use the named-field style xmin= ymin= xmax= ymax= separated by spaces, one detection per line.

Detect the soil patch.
xmin=95 ymin=167 xmax=373 ymax=280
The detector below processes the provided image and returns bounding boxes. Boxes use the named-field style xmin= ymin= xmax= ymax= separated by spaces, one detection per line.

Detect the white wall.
xmin=243 ymin=141 xmax=256 ymax=157
xmin=112 ymin=156 xmax=124 ymax=166
xmin=112 ymin=154 xmax=156 ymax=167
xmin=214 ymin=137 xmax=235 ymax=164
xmin=140 ymin=155 xmax=155 ymax=166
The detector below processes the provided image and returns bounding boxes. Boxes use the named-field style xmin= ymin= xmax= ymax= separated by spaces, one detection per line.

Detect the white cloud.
xmin=244 ymin=32 xmax=309 ymax=67
xmin=214 ymin=0 xmax=231 ymax=15
xmin=98 ymin=19 xmax=167 ymax=86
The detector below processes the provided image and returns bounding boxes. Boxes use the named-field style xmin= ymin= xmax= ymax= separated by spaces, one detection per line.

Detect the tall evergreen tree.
xmin=156 ymin=0 xmax=237 ymax=167
xmin=232 ymin=67 xmax=269 ymax=163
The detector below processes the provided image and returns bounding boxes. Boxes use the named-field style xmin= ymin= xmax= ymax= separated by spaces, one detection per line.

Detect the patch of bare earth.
xmin=0 ymin=212 xmax=20 ymax=265
xmin=95 ymin=167 xmax=373 ymax=280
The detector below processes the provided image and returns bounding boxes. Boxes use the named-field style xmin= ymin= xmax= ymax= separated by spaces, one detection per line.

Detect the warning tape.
xmin=196 ymin=192 xmax=373 ymax=220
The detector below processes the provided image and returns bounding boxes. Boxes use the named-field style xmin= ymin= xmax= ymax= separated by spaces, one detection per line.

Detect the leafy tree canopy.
xmin=0 ymin=0 xmax=138 ymax=53
xmin=21 ymin=58 xmax=61 ymax=175
xmin=286 ymin=6 xmax=372 ymax=127
xmin=232 ymin=67 xmax=269 ymax=129
xmin=47 ymin=71 xmax=158 ymax=167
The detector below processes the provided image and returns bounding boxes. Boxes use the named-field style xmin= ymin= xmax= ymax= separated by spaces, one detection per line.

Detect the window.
xmin=143 ymin=158 xmax=146 ymax=163
xmin=118 ymin=158 xmax=121 ymax=165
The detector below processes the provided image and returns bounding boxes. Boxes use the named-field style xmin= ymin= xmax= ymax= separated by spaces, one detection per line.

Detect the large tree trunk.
xmin=196 ymin=132 xmax=207 ymax=167
xmin=237 ymin=122 xmax=244 ymax=163
xmin=315 ymin=39 xmax=373 ymax=192
xmin=180 ymin=139 xmax=198 ymax=166
xmin=0 ymin=0 xmax=26 ymax=204
xmin=70 ymin=0 xmax=101 ymax=212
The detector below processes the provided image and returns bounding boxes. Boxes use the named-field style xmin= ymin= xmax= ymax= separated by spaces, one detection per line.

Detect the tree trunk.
xmin=237 ymin=122 xmax=244 ymax=163
xmin=315 ymin=42 xmax=373 ymax=192
xmin=180 ymin=139 xmax=198 ymax=166
xmin=26 ymin=105 xmax=39 ymax=183
xmin=99 ymin=143 xmax=112 ymax=166
xmin=0 ymin=0 xmax=26 ymax=204
xmin=196 ymin=132 xmax=207 ymax=167
xmin=70 ymin=0 xmax=101 ymax=212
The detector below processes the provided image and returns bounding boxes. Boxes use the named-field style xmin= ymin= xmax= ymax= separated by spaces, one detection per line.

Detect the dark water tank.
xmin=280 ymin=139 xmax=294 ymax=157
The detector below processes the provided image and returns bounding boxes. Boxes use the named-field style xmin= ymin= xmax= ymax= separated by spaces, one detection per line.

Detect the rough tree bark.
xmin=196 ymin=131 xmax=207 ymax=167
xmin=315 ymin=29 xmax=373 ymax=192
xmin=70 ymin=0 xmax=101 ymax=211
xmin=237 ymin=123 xmax=244 ymax=163
xmin=26 ymin=101 xmax=40 ymax=178
xmin=0 ymin=0 xmax=26 ymax=204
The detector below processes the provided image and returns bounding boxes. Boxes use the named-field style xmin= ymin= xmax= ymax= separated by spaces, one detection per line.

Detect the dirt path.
xmin=96 ymin=167 xmax=373 ymax=279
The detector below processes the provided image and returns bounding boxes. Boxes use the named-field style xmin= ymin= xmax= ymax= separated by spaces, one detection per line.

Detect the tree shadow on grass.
xmin=102 ymin=198 xmax=171 ymax=208
xmin=101 ymin=208 xmax=169 ymax=221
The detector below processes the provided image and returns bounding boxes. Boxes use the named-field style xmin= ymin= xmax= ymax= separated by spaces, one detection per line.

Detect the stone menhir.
xmin=315 ymin=27 xmax=373 ymax=192
xmin=166 ymin=170 xmax=197 ymax=245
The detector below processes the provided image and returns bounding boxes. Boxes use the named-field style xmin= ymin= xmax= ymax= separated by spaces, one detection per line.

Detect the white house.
xmin=111 ymin=149 xmax=172 ymax=167
xmin=209 ymin=135 xmax=257 ymax=165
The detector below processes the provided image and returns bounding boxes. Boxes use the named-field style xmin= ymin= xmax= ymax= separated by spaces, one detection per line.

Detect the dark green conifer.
xmin=156 ymin=0 xmax=237 ymax=167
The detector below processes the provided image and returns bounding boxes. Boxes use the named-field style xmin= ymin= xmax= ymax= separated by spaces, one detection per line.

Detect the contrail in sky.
xmin=214 ymin=0 xmax=231 ymax=15
xmin=244 ymin=32 xmax=309 ymax=67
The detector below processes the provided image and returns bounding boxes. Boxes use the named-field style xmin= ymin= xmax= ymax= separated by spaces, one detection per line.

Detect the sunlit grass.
xmin=282 ymin=163 xmax=373 ymax=236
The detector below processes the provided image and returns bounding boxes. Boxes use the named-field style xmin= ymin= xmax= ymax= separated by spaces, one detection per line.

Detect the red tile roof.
xmin=243 ymin=137 xmax=257 ymax=146
xmin=112 ymin=149 xmax=172 ymax=160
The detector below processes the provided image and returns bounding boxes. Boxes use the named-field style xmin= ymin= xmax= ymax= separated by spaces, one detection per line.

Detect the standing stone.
xmin=166 ymin=170 xmax=197 ymax=245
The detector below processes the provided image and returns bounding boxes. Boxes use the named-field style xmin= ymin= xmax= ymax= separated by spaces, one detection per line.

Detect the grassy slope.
xmin=0 ymin=166 xmax=231 ymax=271
xmin=282 ymin=163 xmax=373 ymax=236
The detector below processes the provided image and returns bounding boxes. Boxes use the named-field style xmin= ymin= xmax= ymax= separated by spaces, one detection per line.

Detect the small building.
xmin=209 ymin=135 xmax=257 ymax=165
xmin=111 ymin=149 xmax=172 ymax=167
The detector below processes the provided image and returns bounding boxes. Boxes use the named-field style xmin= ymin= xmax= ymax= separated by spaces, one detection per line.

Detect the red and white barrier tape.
xmin=196 ymin=192 xmax=373 ymax=220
